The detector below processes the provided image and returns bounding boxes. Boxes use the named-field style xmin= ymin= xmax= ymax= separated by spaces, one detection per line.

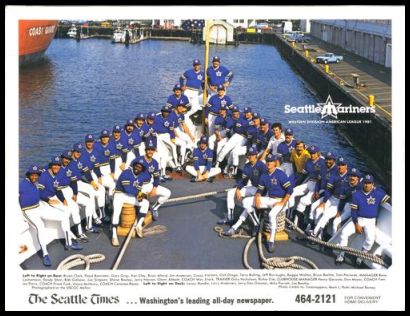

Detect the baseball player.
xmin=331 ymin=167 xmax=362 ymax=236
xmin=335 ymin=174 xmax=390 ymax=265
xmin=58 ymin=150 xmax=99 ymax=236
xmin=38 ymin=156 xmax=86 ymax=244
xmin=219 ymin=146 xmax=267 ymax=228
xmin=94 ymin=129 xmax=117 ymax=218
xmin=215 ymin=106 xmax=249 ymax=176
xmin=259 ymin=122 xmax=285 ymax=161
xmin=206 ymin=56 xmax=233 ymax=96
xmin=111 ymin=160 xmax=151 ymax=246
xmin=80 ymin=135 xmax=108 ymax=221
xmin=255 ymin=118 xmax=273 ymax=153
xmin=208 ymin=104 xmax=234 ymax=156
xmin=205 ymin=85 xmax=233 ymax=135
xmin=185 ymin=135 xmax=221 ymax=182
xmin=168 ymin=100 xmax=196 ymax=167
xmin=134 ymin=113 xmax=147 ymax=156
xmin=289 ymin=145 xmax=326 ymax=227
xmin=141 ymin=112 xmax=161 ymax=165
xmin=120 ymin=119 xmax=142 ymax=169
xmin=229 ymin=109 xmax=259 ymax=174
xmin=307 ymin=157 xmax=349 ymax=240
xmin=229 ymin=154 xmax=293 ymax=253
xmin=132 ymin=139 xmax=172 ymax=221
xmin=19 ymin=165 xmax=82 ymax=266
xmin=305 ymin=151 xmax=339 ymax=230
xmin=180 ymin=59 xmax=205 ymax=118
xmin=166 ymin=84 xmax=192 ymax=110
xmin=111 ymin=124 xmax=126 ymax=180
xmin=276 ymin=128 xmax=297 ymax=177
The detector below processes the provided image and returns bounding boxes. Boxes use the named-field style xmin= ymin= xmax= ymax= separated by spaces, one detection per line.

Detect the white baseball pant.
xmin=185 ymin=165 xmax=221 ymax=178
xmin=339 ymin=217 xmax=376 ymax=252
xmin=112 ymin=192 xmax=149 ymax=226
xmin=217 ymin=133 xmax=247 ymax=163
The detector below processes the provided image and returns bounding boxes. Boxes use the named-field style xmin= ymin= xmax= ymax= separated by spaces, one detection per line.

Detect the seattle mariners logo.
xmin=104 ymin=149 xmax=111 ymax=156
xmin=148 ymin=165 xmax=155 ymax=173
xmin=203 ymin=154 xmax=208 ymax=160
xmin=216 ymin=70 xmax=222 ymax=77
xmin=164 ymin=121 xmax=170 ymax=127
xmin=221 ymin=99 xmax=227 ymax=106
xmin=133 ymin=180 xmax=140 ymax=188
xmin=197 ymin=74 xmax=203 ymax=80
xmin=128 ymin=138 xmax=134 ymax=145
xmin=116 ymin=143 xmax=123 ymax=150
xmin=66 ymin=169 xmax=72 ymax=177
xmin=271 ymin=178 xmax=278 ymax=185
xmin=317 ymin=95 xmax=341 ymax=119
xmin=367 ymin=196 xmax=376 ymax=205
xmin=90 ymin=155 xmax=96 ymax=163
xmin=252 ymin=169 xmax=260 ymax=177
xmin=77 ymin=162 xmax=83 ymax=169
xmin=139 ymin=130 xmax=144 ymax=137
xmin=53 ymin=179 xmax=59 ymax=188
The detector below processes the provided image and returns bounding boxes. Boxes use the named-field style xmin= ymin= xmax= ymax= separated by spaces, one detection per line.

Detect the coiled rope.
xmin=57 ymin=253 xmax=106 ymax=270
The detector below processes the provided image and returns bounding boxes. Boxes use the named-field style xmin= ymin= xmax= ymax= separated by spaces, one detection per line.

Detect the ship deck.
xmin=21 ymin=174 xmax=360 ymax=270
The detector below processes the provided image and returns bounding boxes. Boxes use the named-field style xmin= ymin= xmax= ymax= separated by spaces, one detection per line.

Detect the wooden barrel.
xmin=120 ymin=204 xmax=136 ymax=228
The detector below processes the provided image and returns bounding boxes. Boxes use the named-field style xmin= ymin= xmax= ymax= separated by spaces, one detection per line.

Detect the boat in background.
xmin=66 ymin=24 xmax=77 ymax=38
xmin=19 ymin=20 xmax=57 ymax=66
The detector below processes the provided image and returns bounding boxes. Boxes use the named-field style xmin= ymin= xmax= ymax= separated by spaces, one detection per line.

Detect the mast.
xmin=202 ymin=19 xmax=210 ymax=136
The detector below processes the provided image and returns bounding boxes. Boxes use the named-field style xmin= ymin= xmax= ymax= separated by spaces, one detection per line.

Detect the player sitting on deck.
xmin=185 ymin=135 xmax=221 ymax=183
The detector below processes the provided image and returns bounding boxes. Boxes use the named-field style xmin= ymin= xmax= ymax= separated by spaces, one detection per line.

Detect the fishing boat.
xmin=66 ymin=24 xmax=78 ymax=38
xmin=18 ymin=22 xmax=392 ymax=271
xmin=19 ymin=20 xmax=57 ymax=65
xmin=112 ymin=27 xmax=124 ymax=43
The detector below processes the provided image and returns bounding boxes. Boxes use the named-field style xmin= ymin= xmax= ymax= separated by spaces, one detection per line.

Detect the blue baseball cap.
xmin=199 ymin=135 xmax=208 ymax=144
xmin=60 ymin=150 xmax=72 ymax=160
xmin=337 ymin=157 xmax=347 ymax=165
xmin=349 ymin=167 xmax=361 ymax=178
xmin=193 ymin=59 xmax=201 ymax=65
xmin=284 ymin=128 xmax=294 ymax=136
xmin=231 ymin=105 xmax=239 ymax=112
xmin=135 ymin=113 xmax=145 ymax=121
xmin=50 ymin=156 xmax=62 ymax=166
xmin=266 ymin=153 xmax=280 ymax=162
xmin=325 ymin=151 xmax=336 ymax=160
xmin=173 ymin=84 xmax=182 ymax=91
xmin=252 ymin=112 xmax=260 ymax=119
xmin=112 ymin=125 xmax=121 ymax=133
xmin=244 ymin=106 xmax=252 ymax=113
xmin=147 ymin=112 xmax=156 ymax=120
xmin=145 ymin=139 xmax=156 ymax=150
xmin=100 ymin=129 xmax=110 ymax=138
xmin=212 ymin=56 xmax=221 ymax=62
xmin=217 ymin=84 xmax=225 ymax=91
xmin=363 ymin=174 xmax=374 ymax=183
xmin=72 ymin=142 xmax=83 ymax=152
xmin=85 ymin=134 xmax=94 ymax=142
xmin=247 ymin=147 xmax=258 ymax=156
xmin=307 ymin=145 xmax=320 ymax=154
xmin=131 ymin=158 xmax=146 ymax=171
xmin=26 ymin=164 xmax=42 ymax=175
xmin=260 ymin=118 xmax=269 ymax=126
xmin=161 ymin=105 xmax=171 ymax=112
xmin=125 ymin=119 xmax=134 ymax=126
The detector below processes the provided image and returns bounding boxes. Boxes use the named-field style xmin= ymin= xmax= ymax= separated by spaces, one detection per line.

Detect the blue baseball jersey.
xmin=257 ymin=168 xmax=293 ymax=198
xmin=302 ymin=157 xmax=326 ymax=185
xmin=141 ymin=122 xmax=158 ymax=146
xmin=134 ymin=125 xmax=145 ymax=139
xmin=119 ymin=130 xmax=142 ymax=153
xmin=277 ymin=139 xmax=297 ymax=163
xmin=237 ymin=160 xmax=268 ymax=189
xmin=193 ymin=148 xmax=213 ymax=172
xmin=316 ymin=163 xmax=338 ymax=192
xmin=246 ymin=123 xmax=260 ymax=148
xmin=205 ymin=94 xmax=233 ymax=116
xmin=115 ymin=169 xmax=151 ymax=196
xmin=153 ymin=114 xmax=175 ymax=139
xmin=166 ymin=94 xmax=191 ymax=109
xmin=168 ymin=111 xmax=185 ymax=128
xmin=94 ymin=141 xmax=116 ymax=166
xmin=180 ymin=69 xmax=205 ymax=90
xmin=79 ymin=148 xmax=102 ymax=178
xmin=206 ymin=65 xmax=233 ymax=87
xmin=214 ymin=115 xmax=234 ymax=132
xmin=256 ymin=128 xmax=274 ymax=152
xmin=19 ymin=178 xmax=40 ymax=211
xmin=338 ymin=181 xmax=362 ymax=214
xmin=351 ymin=187 xmax=390 ymax=223
xmin=231 ymin=117 xmax=250 ymax=137
xmin=323 ymin=171 xmax=349 ymax=202
xmin=133 ymin=156 xmax=160 ymax=187
xmin=38 ymin=170 xmax=63 ymax=202
xmin=110 ymin=137 xmax=123 ymax=158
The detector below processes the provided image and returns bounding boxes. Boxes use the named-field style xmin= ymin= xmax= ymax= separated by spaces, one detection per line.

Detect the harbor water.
xmin=19 ymin=39 xmax=375 ymax=182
